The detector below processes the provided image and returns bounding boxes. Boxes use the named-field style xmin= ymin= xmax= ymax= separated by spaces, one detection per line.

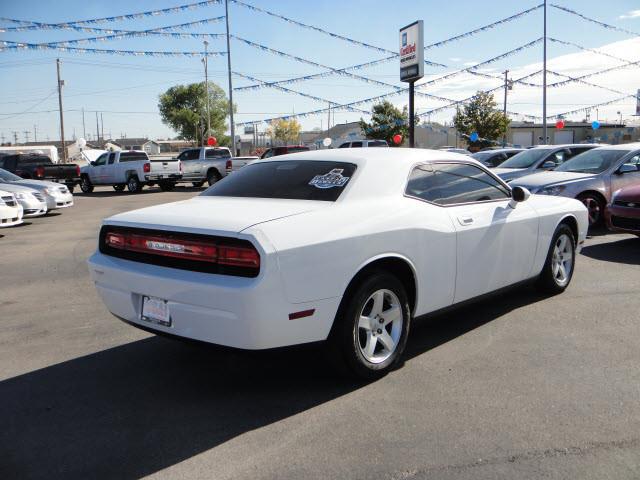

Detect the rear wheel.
xmin=207 ymin=169 xmax=221 ymax=186
xmin=536 ymin=224 xmax=576 ymax=294
xmin=127 ymin=176 xmax=142 ymax=193
xmin=79 ymin=176 xmax=94 ymax=193
xmin=113 ymin=184 xmax=125 ymax=192
xmin=577 ymin=192 xmax=605 ymax=227
xmin=159 ymin=181 xmax=175 ymax=191
xmin=328 ymin=272 xmax=410 ymax=379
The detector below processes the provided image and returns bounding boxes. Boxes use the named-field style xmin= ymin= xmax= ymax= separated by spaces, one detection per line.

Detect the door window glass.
xmin=351 ymin=141 xmax=363 ymax=148
xmin=406 ymin=162 xmax=510 ymax=205
xmin=621 ymin=154 xmax=640 ymax=172
xmin=108 ymin=153 xmax=115 ymax=164
xmin=94 ymin=153 xmax=108 ymax=166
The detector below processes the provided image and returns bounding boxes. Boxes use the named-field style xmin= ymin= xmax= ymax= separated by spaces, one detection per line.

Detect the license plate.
xmin=141 ymin=296 xmax=171 ymax=327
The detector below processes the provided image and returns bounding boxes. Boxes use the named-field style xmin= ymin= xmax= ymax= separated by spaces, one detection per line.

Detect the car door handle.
xmin=458 ymin=216 xmax=474 ymax=226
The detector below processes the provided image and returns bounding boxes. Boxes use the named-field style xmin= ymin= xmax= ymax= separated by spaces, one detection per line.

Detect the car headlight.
xmin=42 ymin=188 xmax=50 ymax=195
xmin=14 ymin=192 xmax=27 ymax=200
xmin=540 ymin=185 xmax=566 ymax=196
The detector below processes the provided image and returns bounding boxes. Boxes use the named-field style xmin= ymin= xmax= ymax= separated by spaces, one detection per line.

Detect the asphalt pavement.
xmin=1 ymin=185 xmax=639 ymax=479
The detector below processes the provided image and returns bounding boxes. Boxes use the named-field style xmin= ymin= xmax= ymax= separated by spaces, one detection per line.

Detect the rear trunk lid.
xmin=104 ymin=196 xmax=327 ymax=235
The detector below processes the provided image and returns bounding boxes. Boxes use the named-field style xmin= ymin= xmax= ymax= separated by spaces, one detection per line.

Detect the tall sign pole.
xmin=56 ymin=59 xmax=67 ymax=163
xmin=503 ymin=70 xmax=509 ymax=147
xmin=399 ymin=20 xmax=424 ymax=148
xmin=224 ymin=0 xmax=236 ymax=154
xmin=203 ymin=40 xmax=211 ymax=139
xmin=542 ymin=0 xmax=548 ymax=145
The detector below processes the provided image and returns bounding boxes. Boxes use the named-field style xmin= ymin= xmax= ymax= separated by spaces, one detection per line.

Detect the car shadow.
xmin=0 ymin=284 xmax=548 ymax=479
xmin=74 ymin=187 xmax=203 ymax=198
xmin=44 ymin=211 xmax=62 ymax=217
xmin=580 ymin=237 xmax=639 ymax=265
xmin=10 ymin=221 xmax=32 ymax=228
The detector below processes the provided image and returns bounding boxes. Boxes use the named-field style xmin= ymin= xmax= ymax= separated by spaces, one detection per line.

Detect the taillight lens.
xmin=143 ymin=162 xmax=151 ymax=173
xmin=75 ymin=165 xmax=81 ymax=176
xmin=101 ymin=227 xmax=260 ymax=276
xmin=225 ymin=160 xmax=232 ymax=171
xmin=36 ymin=166 xmax=45 ymax=178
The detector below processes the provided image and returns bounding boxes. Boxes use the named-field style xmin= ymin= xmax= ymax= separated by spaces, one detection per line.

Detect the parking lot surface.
xmin=1 ymin=186 xmax=639 ymax=479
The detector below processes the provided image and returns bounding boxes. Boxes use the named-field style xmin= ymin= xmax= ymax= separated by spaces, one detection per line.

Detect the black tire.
xmin=79 ymin=176 xmax=94 ymax=193
xmin=127 ymin=175 xmax=142 ymax=193
xmin=536 ymin=224 xmax=576 ymax=294
xmin=327 ymin=271 xmax=411 ymax=380
xmin=192 ymin=181 xmax=205 ymax=188
xmin=67 ymin=185 xmax=75 ymax=194
xmin=159 ymin=181 xmax=175 ymax=192
xmin=207 ymin=169 xmax=221 ymax=186
xmin=577 ymin=192 xmax=605 ymax=228
xmin=113 ymin=184 xmax=125 ymax=192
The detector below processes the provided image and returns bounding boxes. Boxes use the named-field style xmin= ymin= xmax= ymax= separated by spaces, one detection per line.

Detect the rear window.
xmin=285 ymin=147 xmax=309 ymax=154
xmin=205 ymin=148 xmax=231 ymax=159
xmin=120 ymin=152 xmax=148 ymax=162
xmin=368 ymin=141 xmax=387 ymax=147
xmin=201 ymin=160 xmax=356 ymax=201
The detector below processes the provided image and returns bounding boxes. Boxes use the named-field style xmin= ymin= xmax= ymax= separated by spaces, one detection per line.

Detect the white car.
xmin=0 ymin=181 xmax=47 ymax=217
xmin=0 ymin=169 xmax=73 ymax=211
xmin=0 ymin=190 xmax=23 ymax=227
xmin=88 ymin=149 xmax=588 ymax=378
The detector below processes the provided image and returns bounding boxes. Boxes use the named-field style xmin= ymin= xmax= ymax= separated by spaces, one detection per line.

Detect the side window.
xmin=621 ymin=154 xmax=640 ymax=172
xmin=107 ymin=153 xmax=115 ymax=164
xmin=94 ymin=153 xmax=108 ymax=166
xmin=177 ymin=151 xmax=187 ymax=161
xmin=338 ymin=142 xmax=350 ymax=148
xmin=262 ymin=149 xmax=273 ymax=158
xmin=406 ymin=162 xmax=510 ymax=206
xmin=351 ymin=141 xmax=363 ymax=148
xmin=185 ymin=149 xmax=200 ymax=160
xmin=553 ymin=151 xmax=566 ymax=164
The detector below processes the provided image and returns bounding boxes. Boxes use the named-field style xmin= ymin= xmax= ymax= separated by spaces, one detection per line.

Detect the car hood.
xmin=13 ymin=179 xmax=64 ymax=191
xmin=511 ymin=171 xmax=596 ymax=190
xmin=0 ymin=182 xmax=39 ymax=194
xmin=492 ymin=167 xmax=527 ymax=182
xmin=104 ymin=196 xmax=328 ymax=235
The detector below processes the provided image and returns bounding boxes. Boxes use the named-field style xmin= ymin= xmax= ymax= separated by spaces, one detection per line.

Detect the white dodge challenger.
xmin=88 ymin=149 xmax=588 ymax=378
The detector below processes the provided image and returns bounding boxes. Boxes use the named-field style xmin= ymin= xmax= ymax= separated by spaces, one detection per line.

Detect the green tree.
xmin=359 ymin=101 xmax=413 ymax=147
xmin=267 ymin=118 xmax=302 ymax=144
xmin=453 ymin=91 xmax=510 ymax=149
xmin=158 ymin=82 xmax=233 ymax=145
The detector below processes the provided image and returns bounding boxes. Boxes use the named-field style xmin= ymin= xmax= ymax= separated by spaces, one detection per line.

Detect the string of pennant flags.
xmin=550 ymin=4 xmax=640 ymax=38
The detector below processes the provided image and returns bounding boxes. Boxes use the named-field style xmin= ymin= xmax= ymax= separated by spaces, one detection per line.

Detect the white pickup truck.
xmin=175 ymin=147 xmax=232 ymax=187
xmin=79 ymin=150 xmax=182 ymax=193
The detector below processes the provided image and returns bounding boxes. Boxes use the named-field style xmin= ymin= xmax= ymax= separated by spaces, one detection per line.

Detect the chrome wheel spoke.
xmin=364 ymin=333 xmax=377 ymax=358
xmin=381 ymin=305 xmax=401 ymax=326
xmin=377 ymin=331 xmax=395 ymax=352
xmin=358 ymin=315 xmax=372 ymax=332
xmin=357 ymin=288 xmax=403 ymax=364
xmin=370 ymin=290 xmax=384 ymax=316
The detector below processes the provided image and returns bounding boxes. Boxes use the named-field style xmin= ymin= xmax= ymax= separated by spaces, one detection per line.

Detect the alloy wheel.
xmin=355 ymin=289 xmax=403 ymax=364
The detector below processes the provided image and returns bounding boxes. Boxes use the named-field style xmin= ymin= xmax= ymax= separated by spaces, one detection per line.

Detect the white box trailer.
xmin=0 ymin=145 xmax=59 ymax=163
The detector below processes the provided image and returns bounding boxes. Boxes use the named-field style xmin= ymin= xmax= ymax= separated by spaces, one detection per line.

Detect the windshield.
xmin=499 ymin=149 xmax=549 ymax=169
xmin=201 ymin=160 xmax=356 ymax=201
xmin=471 ymin=152 xmax=493 ymax=161
xmin=0 ymin=168 xmax=23 ymax=182
xmin=555 ymin=149 xmax=630 ymax=174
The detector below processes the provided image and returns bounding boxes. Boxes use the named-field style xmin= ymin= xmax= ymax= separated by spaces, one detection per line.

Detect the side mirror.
xmin=617 ymin=164 xmax=637 ymax=174
xmin=89 ymin=161 xmax=95 ymax=166
xmin=541 ymin=160 xmax=556 ymax=169
xmin=510 ymin=186 xmax=531 ymax=208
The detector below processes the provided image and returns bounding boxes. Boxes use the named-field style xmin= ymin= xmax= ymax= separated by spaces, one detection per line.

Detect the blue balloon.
xmin=470 ymin=132 xmax=479 ymax=142
xmin=591 ymin=121 xmax=600 ymax=130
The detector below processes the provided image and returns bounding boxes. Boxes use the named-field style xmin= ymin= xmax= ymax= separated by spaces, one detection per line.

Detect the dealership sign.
xmin=399 ymin=20 xmax=424 ymax=82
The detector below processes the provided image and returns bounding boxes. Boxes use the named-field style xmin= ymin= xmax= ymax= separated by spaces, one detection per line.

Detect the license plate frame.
xmin=141 ymin=296 xmax=172 ymax=327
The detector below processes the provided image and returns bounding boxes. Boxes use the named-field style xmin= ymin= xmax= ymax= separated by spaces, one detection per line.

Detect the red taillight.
xmin=36 ymin=166 xmax=45 ymax=178
xmin=75 ymin=165 xmax=81 ymax=177
xmin=103 ymin=230 xmax=260 ymax=272
xmin=143 ymin=162 xmax=151 ymax=173
xmin=226 ymin=160 xmax=232 ymax=170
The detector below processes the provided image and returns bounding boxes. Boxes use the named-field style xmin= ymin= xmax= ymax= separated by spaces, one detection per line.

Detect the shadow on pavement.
xmin=0 ymin=284 xmax=548 ymax=479
xmin=74 ymin=187 xmax=203 ymax=199
xmin=580 ymin=237 xmax=640 ymax=265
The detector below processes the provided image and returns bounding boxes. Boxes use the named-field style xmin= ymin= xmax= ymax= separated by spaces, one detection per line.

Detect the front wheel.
xmin=536 ymin=224 xmax=576 ymax=294
xmin=79 ymin=176 xmax=94 ymax=193
xmin=577 ymin=193 xmax=605 ymax=227
xmin=127 ymin=176 xmax=142 ymax=193
xmin=328 ymin=272 xmax=410 ymax=380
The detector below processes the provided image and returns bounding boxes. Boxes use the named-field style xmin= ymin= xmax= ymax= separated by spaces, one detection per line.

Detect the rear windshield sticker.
xmin=309 ymin=169 xmax=350 ymax=189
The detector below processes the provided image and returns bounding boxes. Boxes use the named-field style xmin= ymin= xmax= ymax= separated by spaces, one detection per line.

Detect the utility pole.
xmin=225 ymin=0 xmax=236 ymax=155
xmin=542 ymin=0 xmax=548 ymax=145
xmin=101 ymin=112 xmax=104 ymax=140
xmin=327 ymin=103 xmax=331 ymax=139
xmin=95 ymin=111 xmax=100 ymax=144
xmin=33 ymin=124 xmax=37 ymax=142
xmin=56 ymin=58 xmax=68 ymax=163
xmin=203 ymin=40 xmax=211 ymax=139
xmin=23 ymin=130 xmax=30 ymax=143
xmin=503 ymin=70 xmax=509 ymax=147
xmin=82 ymin=108 xmax=86 ymax=139
xmin=0 ymin=133 xmax=5 ymax=144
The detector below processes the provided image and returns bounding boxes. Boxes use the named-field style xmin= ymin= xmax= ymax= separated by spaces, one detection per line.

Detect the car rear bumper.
xmin=88 ymin=251 xmax=341 ymax=350
xmin=606 ymin=204 xmax=640 ymax=235
xmin=145 ymin=174 xmax=182 ymax=181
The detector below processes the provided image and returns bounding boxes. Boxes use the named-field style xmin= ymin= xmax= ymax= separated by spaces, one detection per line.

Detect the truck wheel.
xmin=113 ymin=184 xmax=125 ymax=192
xmin=80 ymin=176 xmax=94 ymax=193
xmin=159 ymin=181 xmax=175 ymax=192
xmin=67 ymin=185 xmax=75 ymax=194
xmin=127 ymin=176 xmax=142 ymax=193
xmin=192 ymin=181 xmax=205 ymax=188
xmin=207 ymin=169 xmax=222 ymax=186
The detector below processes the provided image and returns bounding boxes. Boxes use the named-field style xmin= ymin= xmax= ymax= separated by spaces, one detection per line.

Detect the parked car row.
xmin=0 ymin=152 xmax=80 ymax=192
xmin=0 ymin=168 xmax=74 ymax=227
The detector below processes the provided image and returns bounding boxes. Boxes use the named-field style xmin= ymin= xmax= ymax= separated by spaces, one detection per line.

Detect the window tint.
xmin=368 ymin=141 xmax=387 ymax=147
xmin=119 ymin=151 xmax=148 ymax=162
xmin=202 ymin=160 xmax=356 ymax=201
xmin=338 ymin=142 xmax=350 ymax=148
xmin=0 ymin=168 xmax=22 ymax=181
xmin=108 ymin=153 xmax=115 ymax=164
xmin=351 ymin=141 xmax=363 ymax=148
xmin=285 ymin=147 xmax=309 ymax=154
xmin=621 ymin=154 xmax=640 ymax=172
xmin=556 ymin=149 xmax=631 ymax=174
xmin=94 ymin=153 xmax=108 ymax=166
xmin=406 ymin=162 xmax=510 ymax=205
xmin=205 ymin=148 xmax=231 ymax=159
xmin=500 ymin=149 xmax=549 ymax=169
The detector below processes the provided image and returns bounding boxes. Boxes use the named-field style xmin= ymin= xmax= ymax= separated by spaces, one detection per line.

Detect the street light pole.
xmin=224 ymin=0 xmax=236 ymax=154
xmin=542 ymin=0 xmax=548 ymax=145
xmin=56 ymin=58 xmax=67 ymax=163
xmin=503 ymin=69 xmax=509 ymax=147
xmin=203 ymin=40 xmax=211 ymax=142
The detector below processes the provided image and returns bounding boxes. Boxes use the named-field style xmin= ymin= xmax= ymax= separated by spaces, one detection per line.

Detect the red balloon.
xmin=207 ymin=136 xmax=217 ymax=146
xmin=392 ymin=134 xmax=403 ymax=145
xmin=555 ymin=120 xmax=565 ymax=129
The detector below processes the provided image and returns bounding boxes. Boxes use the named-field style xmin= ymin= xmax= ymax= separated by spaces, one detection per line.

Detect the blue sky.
xmin=1 ymin=0 xmax=639 ymax=143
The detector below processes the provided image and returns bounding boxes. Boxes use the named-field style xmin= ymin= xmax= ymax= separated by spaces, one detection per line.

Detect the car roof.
xmin=591 ymin=142 xmax=640 ymax=151
xmin=532 ymin=144 xmax=605 ymax=150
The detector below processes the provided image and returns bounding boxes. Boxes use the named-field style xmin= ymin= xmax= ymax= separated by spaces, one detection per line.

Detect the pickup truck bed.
xmin=0 ymin=154 xmax=80 ymax=191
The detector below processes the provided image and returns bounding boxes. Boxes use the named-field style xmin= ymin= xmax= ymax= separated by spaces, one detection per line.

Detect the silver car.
xmin=0 ymin=181 xmax=47 ymax=217
xmin=511 ymin=143 xmax=640 ymax=226
xmin=0 ymin=168 xmax=74 ymax=211
xmin=492 ymin=144 xmax=603 ymax=183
